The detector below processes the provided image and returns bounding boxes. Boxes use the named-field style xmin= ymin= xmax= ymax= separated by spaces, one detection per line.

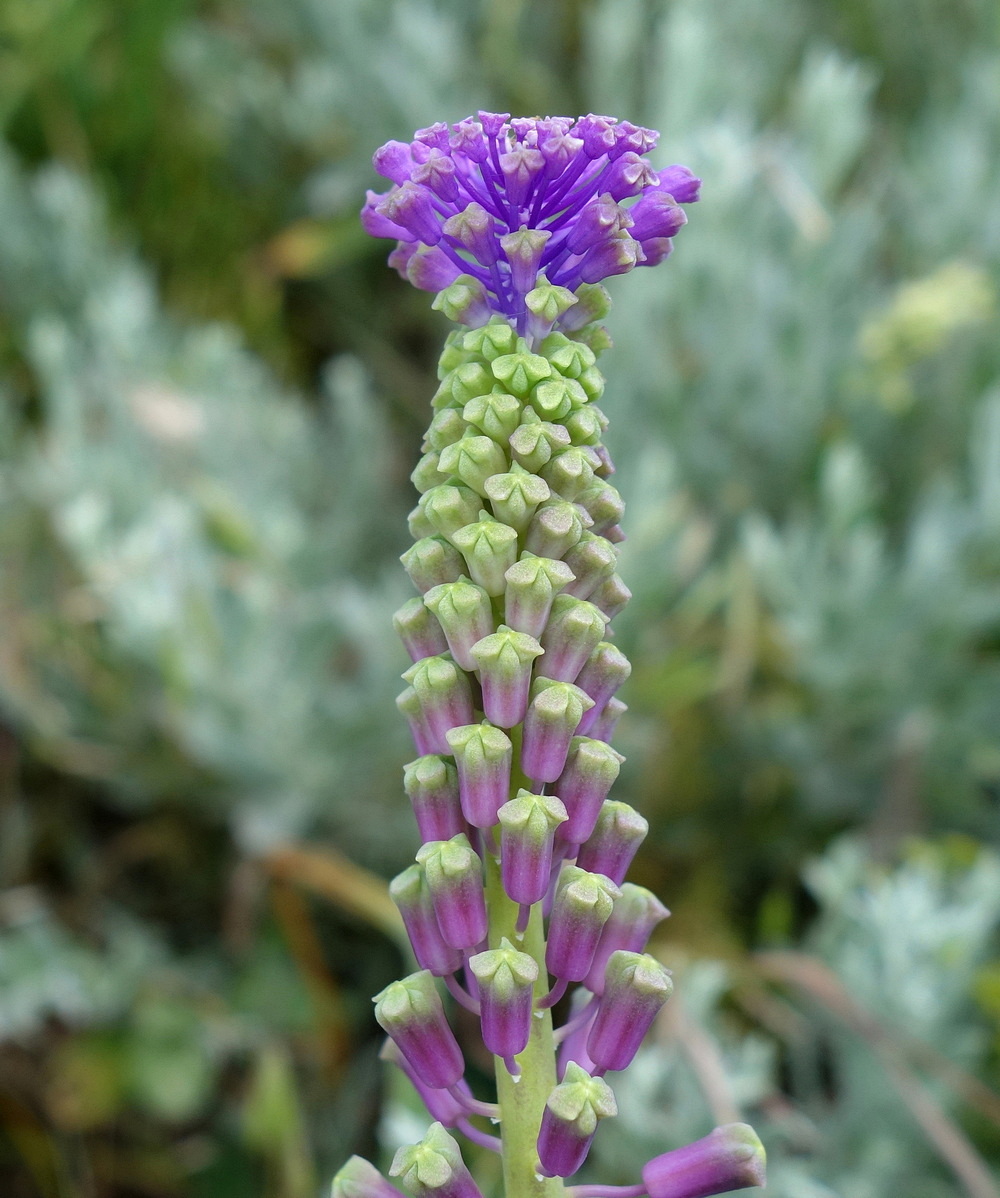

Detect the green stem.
xmin=485 ymin=724 xmax=565 ymax=1198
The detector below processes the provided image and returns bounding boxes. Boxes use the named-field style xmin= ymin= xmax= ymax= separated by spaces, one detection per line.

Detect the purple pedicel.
xmin=584 ymin=883 xmax=671 ymax=994
xmin=403 ymin=755 xmax=466 ymax=843
xmin=521 ymin=680 xmax=594 ymax=783
xmin=389 ymin=864 xmax=463 ymax=977
xmin=641 ymin=1124 xmax=767 ymax=1198
xmin=468 ymin=939 xmax=538 ymax=1065
xmin=416 ymin=834 xmax=488 ymax=950
xmin=373 ymin=971 xmax=465 ymax=1091
xmin=365 ymin=116 xmax=699 ymax=333
xmin=555 ymin=736 xmax=624 ymax=844
xmin=574 ymin=800 xmax=648 ymax=885
xmin=536 ymin=596 xmax=608 ymax=684
xmin=498 ymin=791 xmax=568 ymax=905
xmin=587 ymin=951 xmax=673 ymax=1074
xmin=379 ymin=1038 xmax=468 ymax=1127
xmin=536 ymin=1062 xmax=617 ymax=1178
xmin=393 ymin=597 xmax=450 ymax=662
xmin=402 ymin=656 xmax=475 ymax=755
xmin=546 ymin=867 xmax=621 ymax=982
xmin=575 ymin=642 xmax=632 ymax=735
xmin=445 ymin=722 xmax=512 ymax=828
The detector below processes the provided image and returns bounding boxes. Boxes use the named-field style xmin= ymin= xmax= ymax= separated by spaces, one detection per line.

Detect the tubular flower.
xmin=363 ymin=113 xmax=700 ymax=332
xmin=350 ymin=114 xmax=762 ymax=1198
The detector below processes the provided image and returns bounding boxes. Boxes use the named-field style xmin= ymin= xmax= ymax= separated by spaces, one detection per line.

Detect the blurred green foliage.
xmin=0 ymin=1 xmax=998 ymax=1196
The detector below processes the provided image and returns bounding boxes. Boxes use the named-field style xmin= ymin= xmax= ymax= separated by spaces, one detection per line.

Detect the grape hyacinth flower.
xmin=343 ymin=113 xmax=765 ymax=1198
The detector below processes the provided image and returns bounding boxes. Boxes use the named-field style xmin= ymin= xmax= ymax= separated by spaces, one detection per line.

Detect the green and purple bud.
xmin=483 ymin=465 xmax=551 ymax=532
xmin=546 ymin=867 xmax=621 ymax=983
xmin=585 ymin=883 xmax=671 ymax=994
xmin=333 ymin=1155 xmax=408 ymax=1198
xmin=497 ymin=790 xmax=568 ymax=905
xmin=587 ymin=951 xmax=673 ymax=1073
xmin=468 ymin=938 xmax=539 ymax=1070
xmin=536 ymin=1062 xmax=617 ymax=1178
xmin=402 ymin=655 xmax=475 ymax=754
xmin=389 ymin=864 xmax=464 ymax=977
xmin=394 ymin=596 xmax=450 ymax=662
xmin=537 ymin=596 xmax=609 ymax=684
xmin=450 ymin=515 xmax=519 ymax=595
xmin=503 ymin=554 xmax=575 ymax=638
xmin=416 ymin=834 xmax=488 ymax=950
xmin=373 ymin=971 xmax=465 ymax=1090
xmin=402 ymin=536 xmax=467 ymax=594
xmin=423 ymin=577 xmax=495 ymax=670
xmin=390 ymin=1123 xmax=485 ymax=1198
xmin=561 ymin=534 xmax=618 ymax=601
xmin=524 ymin=500 xmax=591 ymax=559
xmin=575 ymin=800 xmax=648 ymax=885
xmin=521 ymin=678 xmax=595 ymax=783
xmin=641 ymin=1124 xmax=767 ymax=1198
xmin=469 ymin=625 xmax=544 ymax=727
xmin=445 ymin=721 xmax=513 ymax=829
xmin=403 ymin=755 xmax=465 ymax=843
xmin=575 ymin=642 xmax=632 ymax=734
xmin=555 ymin=736 xmax=624 ymax=844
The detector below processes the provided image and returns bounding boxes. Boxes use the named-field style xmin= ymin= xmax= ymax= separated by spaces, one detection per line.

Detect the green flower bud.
xmin=431 ymin=275 xmax=491 ymax=328
xmin=401 ymin=536 xmax=466 ymax=594
xmin=508 ymin=412 xmax=572 ymax=472
xmin=438 ymin=434 xmax=509 ymax=496
xmin=390 ymin=1123 xmax=481 ymax=1198
xmin=563 ymin=404 xmax=608 ymax=446
xmin=490 ymin=346 xmax=552 ymax=397
xmin=423 ymin=407 xmax=469 ymax=452
xmin=470 ymin=625 xmax=544 ymax=727
xmin=451 ymin=515 xmax=519 ymax=595
xmin=538 ymin=332 xmax=597 ymax=379
xmin=531 ymin=376 xmax=588 ymax=422
xmin=417 ymin=484 xmax=484 ymax=542
xmin=462 ymin=316 xmax=518 ymax=361
xmin=483 ymin=464 xmax=551 ymax=531
xmin=411 ymin=450 xmax=451 ymax=493
xmin=503 ymin=554 xmax=576 ymax=637
xmin=423 ymin=576 xmax=495 ymax=670
xmin=541 ymin=446 xmax=598 ymax=501
xmin=524 ymin=501 xmax=591 ymax=559
xmin=462 ymin=390 xmax=523 ymax=442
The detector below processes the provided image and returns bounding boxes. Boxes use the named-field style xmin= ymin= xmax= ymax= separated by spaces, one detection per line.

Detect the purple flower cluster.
xmin=362 ymin=113 xmax=699 ymax=330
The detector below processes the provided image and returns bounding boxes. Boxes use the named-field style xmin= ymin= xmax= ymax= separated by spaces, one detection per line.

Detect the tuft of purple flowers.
xmin=362 ymin=113 xmax=700 ymax=332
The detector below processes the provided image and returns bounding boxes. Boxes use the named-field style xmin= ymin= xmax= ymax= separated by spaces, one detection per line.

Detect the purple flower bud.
xmin=450 ymin=119 xmax=489 ymax=162
xmin=524 ymin=501 xmax=591 ymax=559
xmin=401 ymin=655 xmax=475 ymax=754
xmin=379 ymin=1039 xmax=470 ymax=1128
xmin=498 ymin=790 xmax=568 ymax=905
xmin=362 ymin=189 xmax=414 ymax=241
xmin=445 ymin=722 xmax=513 ymax=829
xmin=641 ymin=1124 xmax=767 ymax=1198
xmin=565 ymin=194 xmax=632 ymax=255
xmin=333 ymin=1155 xmax=409 ymax=1198
xmin=576 ymin=231 xmax=643 ymax=285
xmin=437 ymin=435 xmax=509 ymax=496
xmin=536 ymin=1062 xmax=617 ymax=1177
xmin=470 ymin=626 xmax=544 ymax=728
xmin=423 ymin=577 xmax=495 ymax=671
xmin=390 ymin=864 xmax=464 ymax=977
xmin=403 ymin=755 xmax=466 ymax=843
xmin=394 ymin=597 xmax=449 ymax=662
xmin=498 ymin=145 xmax=546 ymax=208
xmin=390 ymin=1122 xmax=485 ymax=1198
xmin=554 ymin=736 xmax=624 ymax=844
xmin=561 ymin=535 xmax=618 ymax=600
xmin=483 ymin=466 xmax=551 ymax=532
xmin=521 ymin=679 xmax=595 ymax=783
xmin=588 ymin=695 xmax=628 ymax=743
xmin=417 ymin=484 xmax=483 ymax=543
xmin=463 ymin=391 xmax=523 ymax=442
xmin=587 ymin=950 xmax=673 ymax=1073
xmin=377 ymin=181 xmax=442 ymax=245
xmin=574 ymin=800 xmax=648 ymax=885
xmin=373 ymin=971 xmax=465 ymax=1090
xmin=589 ymin=573 xmax=632 ymax=620
xmin=585 ymin=883 xmax=671 ymax=994
xmin=509 ymin=417 xmax=571 ymax=474
xmin=468 ymin=938 xmax=539 ymax=1064
xmin=605 ymin=151 xmax=658 ymax=200
xmin=576 ymin=114 xmax=619 ymax=158
xmin=416 ymin=834 xmax=488 ymax=950
xmin=373 ymin=140 xmax=416 ymax=185
xmin=637 ymin=237 xmax=674 ymax=268
xmin=654 ymin=164 xmax=702 ymax=204
xmin=628 ymin=190 xmax=687 ymax=241
xmin=537 ymin=596 xmax=609 ymax=684
xmin=576 ymin=642 xmax=632 ymax=733
xmin=443 ymin=202 xmax=499 ymax=266
xmin=503 ymin=554 xmax=575 ymax=638
xmin=500 ymin=227 xmax=551 ymax=296
xmin=413 ymin=149 xmax=460 ymax=202
xmin=546 ymin=866 xmax=621 ymax=982
xmin=450 ymin=515 xmax=519 ymax=596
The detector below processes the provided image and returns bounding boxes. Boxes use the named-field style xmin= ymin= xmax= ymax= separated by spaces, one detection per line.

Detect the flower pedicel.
xmin=336 ymin=112 xmax=765 ymax=1198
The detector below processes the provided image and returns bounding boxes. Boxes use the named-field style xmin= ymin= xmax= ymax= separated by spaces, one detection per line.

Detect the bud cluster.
xmin=347 ymin=114 xmax=763 ymax=1198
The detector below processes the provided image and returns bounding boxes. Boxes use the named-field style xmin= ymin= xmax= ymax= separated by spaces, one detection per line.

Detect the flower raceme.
xmin=339 ymin=114 xmax=764 ymax=1198
xmin=362 ymin=113 xmax=699 ymax=336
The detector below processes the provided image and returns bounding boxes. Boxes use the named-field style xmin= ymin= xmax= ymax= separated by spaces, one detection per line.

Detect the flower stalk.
xmin=341 ymin=112 xmax=765 ymax=1198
